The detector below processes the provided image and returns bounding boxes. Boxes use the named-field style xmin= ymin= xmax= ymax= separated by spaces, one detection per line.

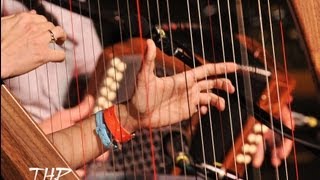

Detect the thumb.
xmin=252 ymin=141 xmax=265 ymax=168
xmin=68 ymin=95 xmax=95 ymax=122
xmin=140 ymin=39 xmax=156 ymax=76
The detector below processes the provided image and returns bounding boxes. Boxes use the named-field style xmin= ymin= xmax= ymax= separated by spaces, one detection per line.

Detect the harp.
xmin=1 ymin=0 xmax=319 ymax=179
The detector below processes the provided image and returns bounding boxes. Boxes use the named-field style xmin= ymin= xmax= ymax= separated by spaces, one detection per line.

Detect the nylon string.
xmin=216 ymin=0 xmax=239 ymax=177
xmin=235 ymin=0 xmax=267 ymax=178
xmin=267 ymin=1 xmax=289 ymax=179
xmin=257 ymin=0 xmax=280 ymax=179
xmin=195 ymin=0 xmax=221 ymax=179
xmin=278 ymin=2 xmax=299 ymax=178
xmin=205 ymin=0 xmax=222 ymax=179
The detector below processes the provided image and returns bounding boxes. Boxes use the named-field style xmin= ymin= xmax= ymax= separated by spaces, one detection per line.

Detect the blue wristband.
xmin=95 ymin=110 xmax=113 ymax=149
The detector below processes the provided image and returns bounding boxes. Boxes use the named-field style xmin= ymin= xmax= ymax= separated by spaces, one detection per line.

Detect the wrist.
xmin=103 ymin=104 xmax=137 ymax=143
xmin=1 ymin=51 xmax=10 ymax=79
xmin=114 ymin=104 xmax=138 ymax=134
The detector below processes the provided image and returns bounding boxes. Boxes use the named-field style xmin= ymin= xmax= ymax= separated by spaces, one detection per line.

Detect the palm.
xmin=129 ymin=39 xmax=238 ymax=129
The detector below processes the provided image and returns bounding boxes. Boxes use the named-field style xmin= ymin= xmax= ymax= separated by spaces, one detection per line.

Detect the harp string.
xmin=86 ymin=0 xmax=103 ymax=176
xmin=256 ymin=0 xmax=282 ymax=179
xmin=216 ymin=0 xmax=240 ymax=177
xmin=228 ymin=0 xmax=252 ymax=178
xmin=278 ymin=2 xmax=299 ymax=178
xmin=206 ymin=1 xmax=229 ymax=173
xmin=205 ymin=1 xmax=222 ymax=179
xmin=65 ymin=0 xmax=88 ymax=173
xmin=195 ymin=0 xmax=230 ymax=178
xmin=159 ymin=0 xmax=178 ymax=176
xmin=267 ymin=0 xmax=289 ymax=179
xmin=185 ymin=0 xmax=207 ymax=178
xmin=229 ymin=0 xmax=250 ymax=178
xmin=162 ymin=0 xmax=173 ymax=176
xmin=135 ymin=1 xmax=152 ymax=178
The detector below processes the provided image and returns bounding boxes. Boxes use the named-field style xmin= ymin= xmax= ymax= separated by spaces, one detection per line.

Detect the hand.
xmin=253 ymin=105 xmax=294 ymax=167
xmin=40 ymin=95 xmax=95 ymax=134
xmin=1 ymin=10 xmax=67 ymax=79
xmin=118 ymin=39 xmax=238 ymax=132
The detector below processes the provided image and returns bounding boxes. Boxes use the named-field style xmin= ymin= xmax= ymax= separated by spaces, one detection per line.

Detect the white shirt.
xmin=2 ymin=0 xmax=102 ymax=122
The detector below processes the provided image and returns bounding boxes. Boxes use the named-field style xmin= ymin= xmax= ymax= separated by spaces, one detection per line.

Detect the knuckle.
xmin=32 ymin=49 xmax=46 ymax=63
xmin=29 ymin=39 xmax=43 ymax=48
xmin=47 ymin=22 xmax=55 ymax=28
xmin=18 ymin=13 xmax=31 ymax=24
xmin=38 ymin=15 xmax=48 ymax=22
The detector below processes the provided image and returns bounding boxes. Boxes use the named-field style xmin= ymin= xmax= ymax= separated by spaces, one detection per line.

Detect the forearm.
xmin=1 ymin=50 xmax=11 ymax=79
xmin=45 ymin=104 xmax=137 ymax=169
xmin=46 ymin=116 xmax=104 ymax=169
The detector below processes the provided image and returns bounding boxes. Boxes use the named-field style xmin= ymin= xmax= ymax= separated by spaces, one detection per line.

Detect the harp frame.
xmin=1 ymin=85 xmax=79 ymax=179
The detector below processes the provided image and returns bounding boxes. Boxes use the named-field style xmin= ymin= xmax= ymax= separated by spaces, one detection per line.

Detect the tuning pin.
xmin=255 ymin=134 xmax=263 ymax=144
xmin=253 ymin=123 xmax=269 ymax=133
xmin=103 ymin=101 xmax=112 ymax=109
xmin=107 ymin=68 xmax=116 ymax=78
xmin=247 ymin=133 xmax=257 ymax=143
xmin=107 ymin=91 xmax=116 ymax=101
xmin=104 ymin=77 xmax=114 ymax=86
xmin=114 ymin=72 xmax=124 ymax=81
xmin=253 ymin=123 xmax=262 ymax=133
xmin=93 ymin=107 xmax=100 ymax=113
xmin=97 ymin=96 xmax=107 ymax=107
xmin=110 ymin=57 xmax=122 ymax=67
xmin=242 ymin=144 xmax=258 ymax=154
xmin=261 ymin=125 xmax=269 ymax=133
xmin=115 ymin=61 xmax=127 ymax=72
xmin=100 ymin=86 xmax=109 ymax=97
xmin=107 ymin=81 xmax=119 ymax=92
xmin=236 ymin=154 xmax=252 ymax=164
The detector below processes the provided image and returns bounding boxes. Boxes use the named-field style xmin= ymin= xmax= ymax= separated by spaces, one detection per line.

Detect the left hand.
xmin=40 ymin=95 xmax=95 ymax=134
xmin=1 ymin=10 xmax=67 ymax=79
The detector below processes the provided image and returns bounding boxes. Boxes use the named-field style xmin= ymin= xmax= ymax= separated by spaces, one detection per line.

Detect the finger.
xmin=46 ymin=49 xmax=66 ymax=62
xmin=198 ymin=93 xmax=225 ymax=111
xmin=44 ymin=95 xmax=95 ymax=126
xmin=49 ymin=26 xmax=67 ymax=45
xmin=75 ymin=169 xmax=86 ymax=178
xmin=95 ymin=152 xmax=110 ymax=162
xmin=29 ymin=10 xmax=37 ymax=14
xmin=200 ymin=106 xmax=208 ymax=115
xmin=282 ymin=105 xmax=295 ymax=129
xmin=1 ymin=14 xmax=15 ymax=20
xmin=38 ymin=22 xmax=55 ymax=32
xmin=184 ymin=62 xmax=238 ymax=81
xmin=70 ymin=95 xmax=95 ymax=122
xmin=252 ymin=141 xmax=265 ymax=168
xmin=141 ymin=39 xmax=156 ymax=75
xmin=27 ymin=13 xmax=48 ymax=23
xmin=197 ymin=78 xmax=235 ymax=94
xmin=271 ymin=148 xmax=282 ymax=167
xmin=277 ymin=138 xmax=293 ymax=159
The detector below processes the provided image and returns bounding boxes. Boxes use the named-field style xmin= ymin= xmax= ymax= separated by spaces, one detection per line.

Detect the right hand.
xmin=1 ymin=10 xmax=67 ymax=79
xmin=118 ymin=39 xmax=238 ymax=133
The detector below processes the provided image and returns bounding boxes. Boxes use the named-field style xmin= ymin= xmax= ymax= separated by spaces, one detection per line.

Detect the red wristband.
xmin=103 ymin=106 xmax=132 ymax=143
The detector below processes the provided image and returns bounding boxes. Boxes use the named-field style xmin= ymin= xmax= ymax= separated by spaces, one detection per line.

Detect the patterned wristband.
xmin=103 ymin=106 xmax=133 ymax=143
xmin=95 ymin=110 xmax=114 ymax=149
